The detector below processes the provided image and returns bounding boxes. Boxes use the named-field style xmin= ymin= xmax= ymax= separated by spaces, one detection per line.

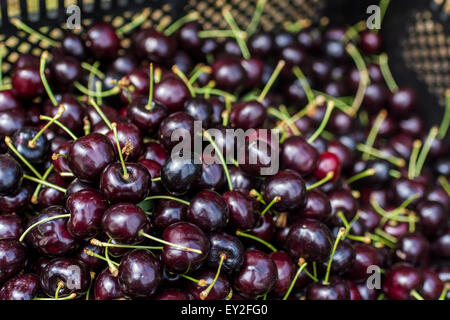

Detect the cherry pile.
xmin=0 ymin=3 xmax=449 ymax=300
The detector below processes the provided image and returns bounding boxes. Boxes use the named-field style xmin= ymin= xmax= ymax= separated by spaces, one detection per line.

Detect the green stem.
xmin=324 ymin=228 xmax=345 ymax=285
xmin=146 ymin=63 xmax=154 ymax=110
xmin=39 ymin=115 xmax=77 ymax=140
xmin=116 ymin=8 xmax=151 ymax=35
xmin=307 ymin=100 xmax=334 ymax=143
xmin=236 ymin=230 xmax=277 ymax=252
xmin=260 ymin=196 xmax=281 ymax=217
xmin=0 ymin=43 xmax=5 ymax=88
xmin=246 ymin=0 xmax=267 ymax=36
xmin=4 ymin=137 xmax=42 ymax=179
xmin=363 ymin=109 xmax=387 ymax=160
xmin=29 ymin=106 xmax=65 ymax=148
xmin=357 ymin=143 xmax=405 ymax=167
xmin=438 ymin=176 xmax=450 ymax=196
xmin=379 ymin=53 xmax=398 ymax=92
xmin=282 ymin=260 xmax=308 ymax=300
xmin=164 ymin=12 xmax=199 ymax=36
xmin=89 ymin=98 xmax=113 ymax=130
xmin=96 ymin=80 xmax=103 ymax=106
xmin=90 ymin=238 xmax=162 ymax=250
xmin=111 ymin=123 xmax=128 ymax=179
xmin=81 ymin=62 xmax=104 ymax=79
xmin=345 ymin=168 xmax=376 ymax=185
xmin=408 ymin=140 xmax=422 ymax=180
xmin=194 ymin=87 xmax=236 ymax=101
xmin=410 ymin=289 xmax=424 ymax=301
xmin=222 ymin=7 xmax=250 ymax=59
xmin=172 ymin=65 xmax=196 ymax=97
xmin=438 ymin=90 xmax=450 ymax=139
xmin=258 ymin=60 xmax=285 ymax=103
xmin=74 ymin=82 xmax=120 ymax=98
xmin=415 ymin=126 xmax=439 ymax=177
xmin=144 ymin=195 xmax=190 ymax=206
xmin=34 ymin=293 xmax=77 ymax=301
xmin=203 ymin=130 xmax=233 ymax=191
xmin=23 ymin=174 xmax=67 ymax=193
xmin=293 ymin=66 xmax=315 ymax=104
xmin=307 ymin=172 xmax=334 ymax=190
xmin=197 ymin=30 xmax=237 ymax=38
xmin=31 ymin=164 xmax=54 ymax=204
xmin=346 ymin=43 xmax=369 ymax=116
xmin=11 ymin=18 xmax=58 ymax=47
xmin=140 ymin=231 xmax=202 ymax=254
xmin=40 ymin=51 xmax=58 ymax=106
xmin=83 ymin=249 xmax=119 ymax=267
xmin=19 ymin=214 xmax=70 ymax=242
xmin=200 ymin=253 xmax=226 ymax=300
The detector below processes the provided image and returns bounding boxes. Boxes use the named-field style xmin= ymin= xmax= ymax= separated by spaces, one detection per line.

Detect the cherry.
xmin=94 ymin=268 xmax=123 ymax=300
xmin=40 ymin=258 xmax=90 ymax=297
xmin=0 ymin=90 xmax=20 ymax=111
xmin=207 ymin=232 xmax=244 ymax=273
xmin=187 ymin=190 xmax=229 ymax=233
xmin=269 ymin=251 xmax=295 ymax=297
xmin=154 ymin=75 xmax=189 ymax=113
xmin=284 ymin=79 xmax=307 ymax=106
xmin=228 ymin=166 xmax=252 ymax=192
xmin=11 ymin=66 xmax=44 ymax=99
xmin=138 ymin=159 xmax=163 ymax=194
xmin=358 ymin=204 xmax=381 ymax=232
xmin=102 ymin=203 xmax=147 ymax=242
xmin=328 ymin=189 xmax=358 ymax=225
xmin=197 ymin=158 xmax=225 ymax=191
xmin=187 ymin=268 xmax=231 ymax=300
xmin=211 ymin=58 xmax=246 ymax=91
xmin=50 ymin=55 xmax=81 ymax=88
xmin=10 ymin=127 xmax=49 ymax=164
xmin=362 ymin=83 xmax=387 ymax=111
xmin=100 ymin=162 xmax=150 ymax=204
xmin=0 ymin=239 xmax=27 ymax=284
xmin=0 ymin=108 xmax=26 ymax=139
xmin=155 ymin=288 xmax=192 ymax=300
xmin=241 ymin=58 xmax=264 ymax=88
xmin=395 ymin=233 xmax=429 ymax=265
xmin=281 ymin=136 xmax=318 ymax=176
xmin=158 ymin=111 xmax=195 ymax=151
xmin=399 ymin=114 xmax=424 ymax=137
xmin=359 ymin=30 xmax=382 ymax=54
xmin=298 ymin=190 xmax=331 ymax=221
xmin=347 ymin=280 xmax=363 ymax=300
xmin=416 ymin=200 xmax=447 ymax=237
xmin=0 ymin=183 xmax=32 ymax=215
xmin=426 ymin=186 xmax=450 ymax=209
xmin=286 ymin=218 xmax=333 ymax=262
xmin=274 ymin=31 xmax=295 ymax=51
xmin=0 ymin=273 xmax=39 ymax=300
xmin=160 ymin=153 xmax=202 ymax=195
xmin=306 ymin=277 xmax=350 ymax=300
xmin=0 ymin=214 xmax=23 ymax=240
xmin=68 ymin=133 xmax=116 ymax=183
xmin=142 ymin=142 xmax=167 ymax=166
xmin=322 ymin=39 xmax=346 ymax=61
xmin=279 ymin=45 xmax=307 ymax=74
xmin=177 ymin=21 xmax=203 ymax=53
xmin=183 ymin=97 xmax=212 ymax=128
xmin=389 ymin=88 xmax=417 ymax=116
xmin=118 ymin=250 xmax=161 ymax=299
xmin=391 ymin=178 xmax=426 ymax=207
xmin=261 ymin=170 xmax=306 ymax=211
xmin=346 ymin=243 xmax=380 ymax=281
xmin=37 ymin=172 xmax=67 ymax=209
xmin=75 ymin=242 xmax=105 ymax=271
xmin=61 ymin=32 xmax=86 ymax=59
xmin=231 ymin=101 xmax=267 ymax=130
xmin=66 ymin=190 xmax=108 ymax=239
xmin=382 ymin=220 xmax=409 ymax=239
xmin=132 ymin=28 xmax=175 ymax=63
xmin=248 ymin=213 xmax=275 ymax=243
xmin=383 ymin=263 xmax=423 ymax=300
xmin=314 ymin=152 xmax=341 ymax=182
xmin=248 ymin=32 xmax=273 ymax=57
xmin=85 ymin=22 xmax=120 ymax=60
xmin=322 ymin=241 xmax=355 ymax=276
xmin=119 ymin=69 xmax=149 ymax=103
xmin=0 ymin=154 xmax=23 ymax=195
xmin=233 ymin=249 xmax=277 ymax=299
xmin=431 ymin=229 xmax=450 ymax=259
xmin=153 ymin=199 xmax=187 ymax=232
xmin=127 ymin=97 xmax=168 ymax=136
xmin=161 ymin=222 xmax=210 ymax=273
xmin=297 ymin=27 xmax=322 ymax=52
xmin=223 ymin=190 xmax=258 ymax=230
xmin=105 ymin=122 xmax=143 ymax=161
xmin=419 ymin=268 xmax=444 ymax=300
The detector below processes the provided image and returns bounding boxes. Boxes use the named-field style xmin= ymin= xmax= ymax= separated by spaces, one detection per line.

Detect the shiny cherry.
xmin=0 ymin=273 xmax=39 ymax=300
xmin=0 ymin=154 xmax=23 ymax=195
xmin=187 ymin=190 xmax=229 ymax=233
xmin=85 ymin=22 xmax=120 ymax=60
xmin=207 ymin=232 xmax=244 ymax=273
xmin=262 ymin=170 xmax=306 ymax=211
xmin=102 ymin=203 xmax=147 ymax=242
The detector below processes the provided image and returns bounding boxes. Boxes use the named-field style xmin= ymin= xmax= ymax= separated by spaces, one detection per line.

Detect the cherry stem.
xmin=374 ymin=228 xmax=397 ymax=244
xmin=189 ymin=65 xmax=212 ymax=84
xmin=246 ymin=0 xmax=267 ymax=36
xmin=29 ymin=105 xmax=65 ymax=148
xmin=410 ymin=289 xmax=424 ymax=301
xmin=116 ymin=8 xmax=151 ymax=35
xmin=104 ymin=238 xmax=119 ymax=276
xmin=438 ymin=176 xmax=450 ymax=196
xmin=89 ymin=98 xmax=113 ymax=130
xmin=197 ymin=30 xmax=238 ymax=38
xmin=139 ymin=231 xmax=202 ymax=254
xmin=19 ymin=213 xmax=70 ymax=242
xmin=194 ymin=87 xmax=236 ymax=101
xmin=4 ymin=136 xmax=42 ymax=179
xmin=222 ymin=97 xmax=232 ymax=127
xmin=357 ymin=143 xmax=405 ymax=167
xmin=346 ymin=43 xmax=369 ymax=116
xmin=293 ymin=66 xmax=315 ymax=104
xmin=303 ymin=267 xmax=319 ymax=282
xmin=90 ymin=238 xmax=162 ymax=250
xmin=415 ymin=126 xmax=439 ymax=177
xmin=438 ymin=89 xmax=450 ymax=139
xmin=151 ymin=177 xmax=161 ymax=182
xmin=363 ymin=109 xmax=387 ymax=161
xmin=312 ymin=261 xmax=318 ymax=278
xmin=378 ymin=0 xmax=391 ymax=32
xmin=323 ymin=228 xmax=345 ymax=285
xmin=172 ymin=65 xmax=196 ymax=97
xmin=164 ymin=11 xmax=199 ymax=36
xmin=87 ymin=61 xmax=100 ymax=100
xmin=40 ymin=51 xmax=58 ymax=106
xmin=200 ymin=253 xmax=226 ymax=300
xmin=39 ymin=115 xmax=78 ymax=140
xmin=11 ymin=18 xmax=59 ymax=47
xmin=439 ymin=283 xmax=450 ymax=300
xmin=258 ymin=60 xmax=285 ymax=103
xmin=83 ymin=249 xmax=119 ymax=267
xmin=408 ymin=140 xmax=422 ymax=180
xmin=203 ymin=129 xmax=233 ymax=191
xmin=111 ymin=123 xmax=129 ymax=180
xmin=31 ymin=164 xmax=54 ymax=204
xmin=54 ymin=281 xmax=64 ymax=299
xmin=34 ymin=293 xmax=77 ymax=301
xmin=81 ymin=62 xmax=104 ymax=79
xmin=307 ymin=100 xmax=335 ymax=143
xmin=282 ymin=258 xmax=307 ymax=300
xmin=75 ymin=82 xmax=120 ymax=98
xmin=379 ymin=53 xmax=399 ymax=93
xmin=408 ymin=211 xmax=416 ymax=233
xmin=345 ymin=168 xmax=376 ymax=185
xmin=83 ymin=116 xmax=91 ymax=136
xmin=260 ymin=196 xmax=281 ymax=217
xmin=268 ymin=107 xmax=300 ymax=136
xmin=346 ymin=234 xmax=371 ymax=243
xmin=23 ymin=174 xmax=67 ymax=193
xmin=343 ymin=21 xmax=366 ymax=43
xmin=96 ymin=81 xmax=103 ymax=105
xmin=389 ymin=169 xmax=401 ymax=178
xmin=235 ymin=230 xmax=277 ymax=252
xmin=60 ymin=172 xmax=74 ymax=177
xmin=222 ymin=6 xmax=251 ymax=59
xmin=144 ymin=195 xmax=190 ymax=206
xmin=179 ymin=274 xmax=206 ymax=287
xmin=307 ymin=172 xmax=334 ymax=190
xmin=311 ymin=90 xmax=352 ymax=114
xmin=146 ymin=63 xmax=154 ymax=110
xmin=249 ymin=189 xmax=266 ymax=204
xmin=0 ymin=43 xmax=5 ymax=88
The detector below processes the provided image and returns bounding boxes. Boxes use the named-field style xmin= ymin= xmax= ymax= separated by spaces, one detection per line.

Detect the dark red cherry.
xmin=127 ymin=97 xmax=168 ymax=136
xmin=0 ymin=183 xmax=32 ymax=215
xmin=162 ymin=222 xmax=210 ymax=273
xmin=279 ymin=45 xmax=307 ymax=73
xmin=306 ymin=277 xmax=350 ymax=300
xmin=347 ymin=280 xmax=363 ymax=300
xmin=10 ymin=127 xmax=49 ymax=164
xmin=187 ymin=190 xmax=229 ymax=233
xmin=359 ymin=30 xmax=382 ymax=54
xmin=158 ymin=111 xmax=195 ymax=151
xmin=432 ymin=229 xmax=450 ymax=259
xmin=183 ymin=97 xmax=212 ymax=128
xmin=0 ymin=154 xmax=23 ymax=195
xmin=154 ymin=75 xmax=189 ymax=113
xmin=416 ymin=201 xmax=447 ymax=237
xmin=0 ymin=214 xmax=23 ymax=240
xmin=102 ymin=203 xmax=147 ymax=242
xmin=153 ymin=199 xmax=187 ymax=232
xmin=346 ymin=243 xmax=380 ymax=281
xmin=241 ymin=58 xmax=264 ymax=88
xmin=211 ymin=58 xmax=246 ymax=91
xmin=155 ymin=288 xmax=192 ymax=300
xmin=230 ymin=100 xmax=266 ymax=130
xmin=389 ymin=87 xmax=417 ymax=116
xmin=399 ymin=114 xmax=424 ymax=137
xmin=323 ymin=241 xmax=355 ymax=276
xmin=0 ymin=90 xmax=20 ymax=112
xmin=262 ymin=170 xmax=306 ymax=211
xmin=110 ymin=54 xmax=138 ymax=75
xmin=86 ymin=104 xmax=119 ymax=128
xmin=426 ymin=186 xmax=450 ymax=209
xmin=391 ymin=177 xmax=426 ymax=207
xmin=220 ymin=39 xmax=241 ymax=57
xmin=419 ymin=269 xmax=444 ymax=300
xmin=100 ymin=162 xmax=150 ymax=204
xmin=281 ymin=136 xmax=318 ymax=176
xmin=383 ymin=263 xmax=423 ymax=300
xmin=51 ymin=141 xmax=72 ymax=174
xmin=328 ymin=189 xmax=358 ymax=225
xmin=269 ymin=251 xmax=295 ymax=297
xmin=223 ymin=190 xmax=258 ymax=230
xmin=284 ymin=78 xmax=307 ymax=106
xmin=358 ymin=204 xmax=381 ymax=232
xmin=314 ymin=152 xmax=341 ymax=182
xmin=66 ymin=190 xmax=108 ymax=239
xmin=196 ymin=158 xmax=225 ymax=191
xmin=119 ymin=69 xmax=150 ymax=103
xmin=94 ymin=268 xmax=123 ymax=300
xmin=142 ymin=142 xmax=167 ymax=166
xmin=40 ymin=258 xmax=90 ymax=297
xmin=296 ymin=27 xmax=322 ymax=52
xmin=0 ymin=108 xmax=26 ymax=138
xmin=160 ymin=154 xmax=202 ymax=195
xmin=395 ymin=232 xmax=429 ymax=265
xmin=382 ymin=220 xmax=409 ymax=239
xmin=228 ymin=166 xmax=252 ymax=192
xmin=37 ymin=172 xmax=67 ymax=209
xmin=118 ymin=250 xmax=161 ymax=299
xmin=105 ymin=122 xmax=143 ymax=161
xmin=0 ymin=273 xmax=39 ymax=300
xmin=138 ymin=159 xmax=163 ymax=194
xmin=187 ymin=269 xmax=231 ymax=300
xmin=86 ymin=22 xmax=120 ymax=60
xmin=248 ymin=32 xmax=273 ymax=57
xmin=363 ymin=83 xmax=387 ymax=111
xmin=61 ymin=33 xmax=86 ymax=59
xmin=207 ymin=232 xmax=244 ymax=273
xmin=75 ymin=242 xmax=104 ymax=271
xmin=68 ymin=133 xmax=116 ymax=183
xmin=132 ymin=28 xmax=175 ymax=63
xmin=50 ymin=55 xmax=81 ymax=88
xmin=298 ymin=190 xmax=331 ymax=221
xmin=274 ymin=31 xmax=295 ymax=51
xmin=0 ymin=239 xmax=27 ymax=284
xmin=233 ymin=249 xmax=277 ymax=299
xmin=248 ymin=213 xmax=275 ymax=243
xmin=322 ymin=39 xmax=346 ymax=61
xmin=177 ymin=21 xmax=203 ymax=53
xmin=11 ymin=67 xmax=44 ymax=99
xmin=25 ymin=206 xmax=76 ymax=256
xmin=64 ymin=179 xmax=96 ymax=199
xmin=286 ymin=218 xmax=333 ymax=262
